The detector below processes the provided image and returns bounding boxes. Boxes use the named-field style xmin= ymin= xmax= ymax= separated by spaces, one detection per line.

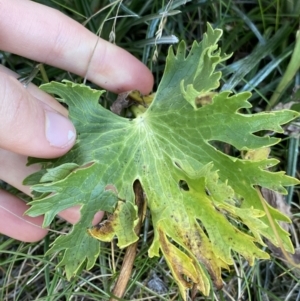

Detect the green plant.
xmin=23 ymin=24 xmax=299 ymax=300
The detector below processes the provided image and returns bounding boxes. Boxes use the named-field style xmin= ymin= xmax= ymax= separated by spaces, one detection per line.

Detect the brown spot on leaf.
xmin=195 ymin=92 xmax=216 ymax=107
xmin=88 ymin=211 xmax=119 ymax=240
xmin=88 ymin=219 xmax=114 ymax=238
xmin=158 ymin=229 xmax=192 ymax=288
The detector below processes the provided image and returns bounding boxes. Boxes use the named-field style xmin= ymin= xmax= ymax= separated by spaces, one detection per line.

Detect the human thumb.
xmin=0 ymin=73 xmax=76 ymax=158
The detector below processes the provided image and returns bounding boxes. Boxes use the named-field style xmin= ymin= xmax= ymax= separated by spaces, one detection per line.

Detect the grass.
xmin=1 ymin=0 xmax=300 ymax=300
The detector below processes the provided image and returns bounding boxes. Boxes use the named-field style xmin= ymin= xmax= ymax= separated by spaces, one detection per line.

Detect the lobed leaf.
xmin=25 ymin=24 xmax=299 ymax=299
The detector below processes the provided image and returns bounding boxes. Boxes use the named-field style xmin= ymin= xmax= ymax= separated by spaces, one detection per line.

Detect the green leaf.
xmin=25 ymin=24 xmax=299 ymax=299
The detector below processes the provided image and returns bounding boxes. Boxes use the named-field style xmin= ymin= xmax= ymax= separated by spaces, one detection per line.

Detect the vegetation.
xmin=1 ymin=1 xmax=300 ymax=300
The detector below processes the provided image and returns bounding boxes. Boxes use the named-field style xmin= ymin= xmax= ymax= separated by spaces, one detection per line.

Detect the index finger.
xmin=0 ymin=0 xmax=153 ymax=94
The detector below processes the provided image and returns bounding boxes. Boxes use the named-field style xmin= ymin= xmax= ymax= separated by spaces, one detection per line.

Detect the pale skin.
xmin=0 ymin=0 xmax=153 ymax=242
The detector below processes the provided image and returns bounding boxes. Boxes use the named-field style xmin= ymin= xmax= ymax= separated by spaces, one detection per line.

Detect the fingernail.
xmin=45 ymin=111 xmax=76 ymax=148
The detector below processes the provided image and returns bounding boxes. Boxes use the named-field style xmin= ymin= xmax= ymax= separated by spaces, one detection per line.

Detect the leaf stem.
xmin=109 ymin=181 xmax=146 ymax=301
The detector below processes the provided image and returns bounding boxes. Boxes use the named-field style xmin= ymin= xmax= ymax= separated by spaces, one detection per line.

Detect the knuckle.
xmin=43 ymin=11 xmax=72 ymax=64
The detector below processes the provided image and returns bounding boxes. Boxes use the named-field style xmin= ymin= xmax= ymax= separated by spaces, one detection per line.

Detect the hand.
xmin=0 ymin=0 xmax=153 ymax=242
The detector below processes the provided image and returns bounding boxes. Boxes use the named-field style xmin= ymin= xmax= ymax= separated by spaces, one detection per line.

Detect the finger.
xmin=0 ymin=65 xmax=68 ymax=116
xmin=59 ymin=206 xmax=105 ymax=225
xmin=0 ymin=189 xmax=48 ymax=242
xmin=0 ymin=72 xmax=76 ymax=158
xmin=0 ymin=190 xmax=104 ymax=242
xmin=0 ymin=148 xmax=104 ymax=226
xmin=0 ymin=67 xmax=102 ymax=230
xmin=0 ymin=0 xmax=154 ymax=94
xmin=0 ymin=148 xmax=37 ymax=195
